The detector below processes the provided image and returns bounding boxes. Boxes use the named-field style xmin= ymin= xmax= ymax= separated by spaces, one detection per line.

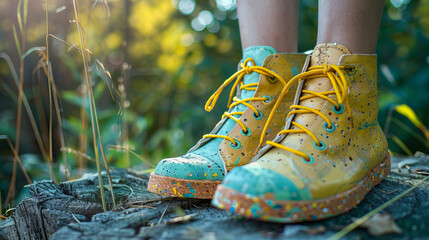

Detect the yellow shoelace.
xmin=203 ymin=58 xmax=288 ymax=146
xmin=260 ymin=63 xmax=353 ymax=161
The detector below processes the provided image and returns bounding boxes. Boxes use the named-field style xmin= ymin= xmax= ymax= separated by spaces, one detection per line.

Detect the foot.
xmin=213 ymin=43 xmax=390 ymax=221
xmin=148 ymin=46 xmax=307 ymax=199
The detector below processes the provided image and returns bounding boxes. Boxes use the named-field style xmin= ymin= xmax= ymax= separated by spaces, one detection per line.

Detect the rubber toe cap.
xmin=154 ymin=153 xmax=225 ymax=181
xmin=222 ymin=165 xmax=312 ymax=201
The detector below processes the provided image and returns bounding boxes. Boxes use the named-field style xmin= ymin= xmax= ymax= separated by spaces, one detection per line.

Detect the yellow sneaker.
xmin=212 ymin=43 xmax=390 ymax=221
xmin=148 ymin=46 xmax=307 ymax=199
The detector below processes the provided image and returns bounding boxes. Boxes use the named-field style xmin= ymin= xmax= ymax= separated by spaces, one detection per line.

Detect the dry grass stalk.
xmin=72 ymin=0 xmax=116 ymax=210
xmin=78 ymin=84 xmax=88 ymax=173
xmin=44 ymin=6 xmax=70 ymax=180
xmin=0 ymin=53 xmax=50 ymax=164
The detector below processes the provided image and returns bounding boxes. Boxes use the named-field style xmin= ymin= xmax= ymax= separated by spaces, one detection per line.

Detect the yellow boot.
xmin=213 ymin=43 xmax=390 ymax=222
xmin=148 ymin=46 xmax=307 ymax=199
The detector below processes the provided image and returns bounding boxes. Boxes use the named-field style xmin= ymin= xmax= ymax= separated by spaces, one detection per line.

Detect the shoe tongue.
xmin=310 ymin=43 xmax=351 ymax=67
xmin=240 ymin=46 xmax=277 ymax=99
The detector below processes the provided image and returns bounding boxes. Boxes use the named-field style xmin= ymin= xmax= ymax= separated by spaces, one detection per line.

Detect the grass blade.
xmin=391 ymin=135 xmax=413 ymax=156
xmin=22 ymin=47 xmax=45 ymax=59
xmin=12 ymin=26 xmax=21 ymax=57
xmin=395 ymin=104 xmax=429 ymax=141
xmin=17 ymin=0 xmax=23 ymax=35
xmin=328 ymin=175 xmax=429 ymax=240
xmin=391 ymin=118 xmax=429 ymax=148
xmin=109 ymin=145 xmax=155 ymax=167
xmin=72 ymin=0 xmax=106 ymax=211
xmin=45 ymin=2 xmax=69 ymax=180
xmin=73 ymin=0 xmax=117 ymax=210
xmin=0 ymin=53 xmax=49 ymax=162
xmin=23 ymin=0 xmax=28 ymax=27
xmin=0 ymin=135 xmax=32 ymax=185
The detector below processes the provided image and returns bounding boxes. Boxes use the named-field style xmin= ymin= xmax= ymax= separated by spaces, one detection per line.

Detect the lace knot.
xmin=322 ymin=63 xmax=330 ymax=74
xmin=244 ymin=66 xmax=253 ymax=74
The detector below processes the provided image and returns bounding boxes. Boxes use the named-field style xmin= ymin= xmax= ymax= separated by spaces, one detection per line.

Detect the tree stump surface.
xmin=1 ymin=155 xmax=429 ymax=240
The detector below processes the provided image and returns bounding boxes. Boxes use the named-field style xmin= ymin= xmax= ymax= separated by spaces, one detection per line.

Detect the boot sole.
xmin=147 ymin=172 xmax=222 ymax=199
xmin=212 ymin=154 xmax=391 ymax=222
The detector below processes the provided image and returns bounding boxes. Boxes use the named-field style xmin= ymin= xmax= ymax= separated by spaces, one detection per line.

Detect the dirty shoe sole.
xmin=147 ymin=172 xmax=222 ymax=199
xmin=212 ymin=154 xmax=391 ymax=222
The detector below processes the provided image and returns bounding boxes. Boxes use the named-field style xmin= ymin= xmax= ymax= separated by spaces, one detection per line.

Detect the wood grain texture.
xmin=2 ymin=156 xmax=429 ymax=240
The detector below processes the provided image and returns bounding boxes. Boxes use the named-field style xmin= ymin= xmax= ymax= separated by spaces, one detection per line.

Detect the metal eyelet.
xmin=262 ymin=95 xmax=272 ymax=104
xmin=332 ymin=104 xmax=344 ymax=114
xmin=313 ymin=141 xmax=326 ymax=150
xmin=229 ymin=139 xmax=241 ymax=149
xmin=253 ymin=110 xmax=264 ymax=120
xmin=240 ymin=128 xmax=252 ymax=136
xmin=303 ymin=155 xmax=315 ymax=164
xmin=323 ymin=122 xmax=335 ymax=133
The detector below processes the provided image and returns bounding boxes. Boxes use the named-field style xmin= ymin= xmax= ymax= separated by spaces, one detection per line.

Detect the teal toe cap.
xmin=154 ymin=153 xmax=225 ymax=181
xmin=222 ymin=165 xmax=312 ymax=201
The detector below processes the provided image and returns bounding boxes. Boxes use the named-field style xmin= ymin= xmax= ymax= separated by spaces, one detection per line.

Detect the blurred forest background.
xmin=0 ymin=0 xmax=428 ymax=212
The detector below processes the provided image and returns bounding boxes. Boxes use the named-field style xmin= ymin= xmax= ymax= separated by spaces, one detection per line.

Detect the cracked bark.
xmin=1 ymin=156 xmax=429 ymax=240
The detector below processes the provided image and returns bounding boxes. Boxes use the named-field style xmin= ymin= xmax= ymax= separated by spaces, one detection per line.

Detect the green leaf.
xmin=62 ymin=90 xmax=88 ymax=107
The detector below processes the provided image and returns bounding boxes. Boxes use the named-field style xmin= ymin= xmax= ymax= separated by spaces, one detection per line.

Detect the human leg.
xmin=237 ymin=0 xmax=299 ymax=52
xmin=317 ymin=0 xmax=384 ymax=54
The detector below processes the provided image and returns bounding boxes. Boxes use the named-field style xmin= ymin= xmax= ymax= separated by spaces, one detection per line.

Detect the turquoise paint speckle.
xmin=234 ymin=157 xmax=241 ymax=166
xmin=250 ymin=203 xmax=262 ymax=218
xmin=285 ymin=207 xmax=304 ymax=218
xmin=291 ymin=66 xmax=299 ymax=76
xmin=266 ymin=200 xmax=282 ymax=210
xmin=182 ymin=182 xmax=196 ymax=198
xmin=230 ymin=206 xmax=235 ymax=213
xmin=358 ymin=121 xmax=377 ymax=130
xmin=230 ymin=201 xmax=237 ymax=213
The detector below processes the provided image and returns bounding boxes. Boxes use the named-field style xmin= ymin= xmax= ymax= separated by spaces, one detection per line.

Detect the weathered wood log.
xmin=2 ymin=156 xmax=429 ymax=240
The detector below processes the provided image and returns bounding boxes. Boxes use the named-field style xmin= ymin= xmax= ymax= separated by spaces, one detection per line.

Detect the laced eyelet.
xmin=240 ymin=128 xmax=252 ymax=136
xmin=313 ymin=141 xmax=326 ymax=150
xmin=323 ymin=122 xmax=335 ymax=133
xmin=332 ymin=104 xmax=344 ymax=114
xmin=229 ymin=139 xmax=241 ymax=149
xmin=262 ymin=95 xmax=272 ymax=104
xmin=253 ymin=110 xmax=264 ymax=120
xmin=303 ymin=155 xmax=315 ymax=164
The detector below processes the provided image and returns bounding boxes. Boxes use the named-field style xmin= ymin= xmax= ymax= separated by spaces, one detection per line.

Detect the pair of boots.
xmin=147 ymin=43 xmax=390 ymax=223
